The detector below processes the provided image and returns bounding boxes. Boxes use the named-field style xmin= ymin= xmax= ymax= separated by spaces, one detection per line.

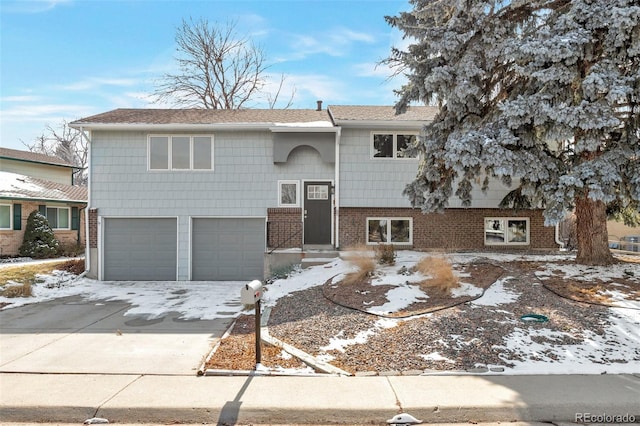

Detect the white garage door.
xmin=103 ymin=218 xmax=177 ymax=281
xmin=192 ymin=218 xmax=265 ymax=281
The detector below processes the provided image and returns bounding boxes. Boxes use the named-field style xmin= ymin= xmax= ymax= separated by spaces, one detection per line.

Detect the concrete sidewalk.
xmin=1 ymin=372 xmax=639 ymax=424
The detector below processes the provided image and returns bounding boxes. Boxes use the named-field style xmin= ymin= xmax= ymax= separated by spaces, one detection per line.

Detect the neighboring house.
xmin=0 ymin=147 xmax=87 ymax=257
xmin=70 ymin=105 xmax=558 ymax=281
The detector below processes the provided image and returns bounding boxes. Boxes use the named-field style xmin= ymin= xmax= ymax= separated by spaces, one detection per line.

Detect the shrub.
xmin=19 ymin=211 xmax=60 ymax=259
xmin=342 ymin=245 xmax=376 ymax=285
xmin=416 ymin=256 xmax=459 ymax=293
xmin=1 ymin=282 xmax=32 ymax=298
xmin=59 ymin=242 xmax=85 ymax=257
xmin=375 ymin=244 xmax=396 ymax=265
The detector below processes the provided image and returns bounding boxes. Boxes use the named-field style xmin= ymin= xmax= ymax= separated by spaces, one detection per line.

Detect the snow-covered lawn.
xmin=1 ymin=251 xmax=639 ymax=375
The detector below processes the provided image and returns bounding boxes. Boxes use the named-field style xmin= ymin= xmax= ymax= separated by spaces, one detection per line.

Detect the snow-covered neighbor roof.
xmin=0 ymin=147 xmax=76 ymax=169
xmin=0 ymin=171 xmax=87 ymax=203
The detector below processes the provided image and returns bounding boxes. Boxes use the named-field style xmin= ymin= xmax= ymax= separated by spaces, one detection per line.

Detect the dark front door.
xmin=304 ymin=181 xmax=332 ymax=245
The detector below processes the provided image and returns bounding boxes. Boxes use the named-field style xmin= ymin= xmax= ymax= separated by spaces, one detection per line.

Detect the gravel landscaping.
xmin=204 ymin=252 xmax=640 ymax=375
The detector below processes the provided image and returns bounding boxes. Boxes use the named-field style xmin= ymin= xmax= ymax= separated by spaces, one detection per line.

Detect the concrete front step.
xmin=301 ymin=249 xmax=339 ymax=268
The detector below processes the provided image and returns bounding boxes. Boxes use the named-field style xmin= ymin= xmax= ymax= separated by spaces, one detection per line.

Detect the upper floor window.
xmin=371 ymin=132 xmax=418 ymax=159
xmin=149 ymin=135 xmax=213 ymax=170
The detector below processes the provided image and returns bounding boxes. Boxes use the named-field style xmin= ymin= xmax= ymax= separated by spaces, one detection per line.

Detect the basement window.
xmin=484 ymin=218 xmax=530 ymax=245
xmin=367 ymin=218 xmax=412 ymax=244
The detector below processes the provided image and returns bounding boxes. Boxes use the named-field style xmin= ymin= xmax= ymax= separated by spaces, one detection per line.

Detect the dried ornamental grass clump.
xmin=416 ymin=256 xmax=460 ymax=293
xmin=341 ymin=245 xmax=376 ymax=285
xmin=1 ymin=282 xmax=33 ymax=298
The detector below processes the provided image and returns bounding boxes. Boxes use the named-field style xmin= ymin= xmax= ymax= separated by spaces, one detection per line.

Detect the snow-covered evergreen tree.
xmin=19 ymin=211 xmax=60 ymax=259
xmin=386 ymin=0 xmax=640 ymax=265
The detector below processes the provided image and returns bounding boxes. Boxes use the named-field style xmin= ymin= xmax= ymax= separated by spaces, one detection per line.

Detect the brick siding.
xmin=338 ymin=207 xmax=557 ymax=250
xmin=0 ymin=201 xmax=86 ymax=256
xmin=267 ymin=208 xmax=302 ymax=249
xmin=89 ymin=208 xmax=98 ymax=248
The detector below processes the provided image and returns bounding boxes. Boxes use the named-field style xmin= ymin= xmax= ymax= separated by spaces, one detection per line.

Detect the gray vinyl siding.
xmin=90 ymin=130 xmax=333 ymax=280
xmin=338 ymin=128 xmax=517 ymax=209
xmin=339 ymin=128 xmax=418 ymax=208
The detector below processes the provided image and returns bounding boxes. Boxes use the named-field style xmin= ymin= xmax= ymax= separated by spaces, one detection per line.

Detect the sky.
xmin=0 ymin=0 xmax=412 ymax=151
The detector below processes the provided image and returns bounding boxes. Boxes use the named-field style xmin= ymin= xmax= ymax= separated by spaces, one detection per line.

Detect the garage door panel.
xmin=104 ymin=218 xmax=177 ymax=281
xmin=192 ymin=218 xmax=265 ymax=281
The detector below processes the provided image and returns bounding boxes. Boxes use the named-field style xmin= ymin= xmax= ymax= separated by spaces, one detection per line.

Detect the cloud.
xmin=1 ymin=0 xmax=72 ymax=14
xmin=57 ymin=77 xmax=140 ymax=92
xmin=0 ymin=95 xmax=44 ymax=103
xmin=286 ymin=27 xmax=377 ymax=60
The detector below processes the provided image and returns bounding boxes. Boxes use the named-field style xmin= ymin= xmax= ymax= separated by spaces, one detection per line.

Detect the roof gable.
xmin=0 ymin=147 xmax=76 ymax=169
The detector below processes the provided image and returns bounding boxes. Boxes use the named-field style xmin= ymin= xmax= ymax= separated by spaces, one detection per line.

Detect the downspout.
xmin=80 ymin=126 xmax=91 ymax=273
xmin=334 ymin=127 xmax=341 ymax=249
xmin=555 ymin=224 xmax=565 ymax=249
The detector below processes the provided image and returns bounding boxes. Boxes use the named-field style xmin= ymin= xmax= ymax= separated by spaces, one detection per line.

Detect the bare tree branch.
xmin=153 ymin=18 xmax=295 ymax=109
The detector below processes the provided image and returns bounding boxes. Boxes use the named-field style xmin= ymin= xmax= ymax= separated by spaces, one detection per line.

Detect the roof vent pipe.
xmin=316 ymin=100 xmax=323 ymax=111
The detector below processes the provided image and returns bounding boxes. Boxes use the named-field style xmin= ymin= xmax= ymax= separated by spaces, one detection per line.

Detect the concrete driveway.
xmin=0 ymin=295 xmax=236 ymax=375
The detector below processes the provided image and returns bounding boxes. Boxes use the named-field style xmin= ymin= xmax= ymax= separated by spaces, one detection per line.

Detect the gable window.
xmin=371 ymin=133 xmax=418 ymax=159
xmin=484 ymin=218 xmax=530 ymax=245
xmin=46 ymin=207 xmax=70 ymax=230
xmin=0 ymin=204 xmax=11 ymax=229
xmin=278 ymin=180 xmax=299 ymax=207
xmin=149 ymin=135 xmax=213 ymax=170
xmin=367 ymin=217 xmax=412 ymax=244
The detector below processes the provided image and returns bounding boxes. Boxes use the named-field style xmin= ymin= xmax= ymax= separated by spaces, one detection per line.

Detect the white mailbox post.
xmin=241 ymin=280 xmax=264 ymax=368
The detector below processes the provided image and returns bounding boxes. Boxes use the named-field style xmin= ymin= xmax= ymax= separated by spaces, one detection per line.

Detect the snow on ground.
xmin=1 ymin=251 xmax=639 ymax=374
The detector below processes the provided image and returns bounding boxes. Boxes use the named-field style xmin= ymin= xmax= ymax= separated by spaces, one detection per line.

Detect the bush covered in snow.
xmin=19 ymin=211 xmax=60 ymax=259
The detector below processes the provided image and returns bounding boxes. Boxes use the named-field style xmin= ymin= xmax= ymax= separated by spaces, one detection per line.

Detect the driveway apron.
xmin=0 ymin=295 xmax=235 ymax=375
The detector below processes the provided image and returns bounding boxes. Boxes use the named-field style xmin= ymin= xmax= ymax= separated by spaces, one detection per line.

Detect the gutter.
xmin=334 ymin=127 xmax=341 ymax=249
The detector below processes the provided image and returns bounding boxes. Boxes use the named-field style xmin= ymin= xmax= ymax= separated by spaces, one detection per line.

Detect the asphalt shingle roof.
xmin=71 ymin=108 xmax=332 ymax=125
xmin=328 ymin=105 xmax=438 ymax=122
xmin=70 ymin=105 xmax=438 ymax=127
xmin=0 ymin=147 xmax=76 ymax=168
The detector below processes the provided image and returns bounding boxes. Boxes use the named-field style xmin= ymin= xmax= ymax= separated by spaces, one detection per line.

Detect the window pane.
xmin=150 ymin=137 xmax=169 ymax=169
xmin=307 ymin=185 xmax=329 ymax=200
xmin=390 ymin=220 xmax=410 ymax=242
xmin=368 ymin=219 xmax=388 ymax=243
xmin=171 ymin=136 xmax=191 ymax=169
xmin=281 ymin=183 xmax=297 ymax=205
xmin=193 ymin=137 xmax=212 ymax=169
xmin=58 ymin=208 xmax=69 ymax=229
xmin=373 ymin=134 xmax=393 ymax=158
xmin=507 ymin=220 xmax=528 ymax=243
xmin=0 ymin=205 xmax=10 ymax=229
xmin=396 ymin=135 xmax=417 ymax=158
xmin=485 ymin=219 xmax=505 ymax=243
xmin=47 ymin=207 xmax=58 ymax=228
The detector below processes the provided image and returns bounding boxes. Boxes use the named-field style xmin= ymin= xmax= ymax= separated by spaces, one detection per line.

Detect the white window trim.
xmin=366 ymin=217 xmax=413 ymax=245
xmin=0 ymin=203 xmax=12 ymax=230
xmin=278 ymin=180 xmax=300 ymax=207
xmin=46 ymin=206 xmax=71 ymax=230
xmin=370 ymin=131 xmax=419 ymax=160
xmin=148 ymin=134 xmax=214 ymax=171
xmin=484 ymin=217 xmax=530 ymax=246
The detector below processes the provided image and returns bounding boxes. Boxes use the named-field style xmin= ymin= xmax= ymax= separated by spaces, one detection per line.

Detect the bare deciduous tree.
xmin=154 ymin=18 xmax=294 ymax=109
xmin=23 ymin=121 xmax=88 ymax=186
